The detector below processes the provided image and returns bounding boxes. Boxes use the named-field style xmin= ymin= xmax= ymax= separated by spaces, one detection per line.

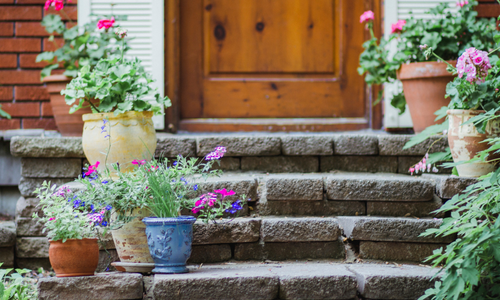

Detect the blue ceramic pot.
xmin=142 ymin=216 xmax=196 ymax=274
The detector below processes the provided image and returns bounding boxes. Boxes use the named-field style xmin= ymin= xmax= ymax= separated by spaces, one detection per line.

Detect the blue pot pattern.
xmin=143 ymin=216 xmax=196 ymax=274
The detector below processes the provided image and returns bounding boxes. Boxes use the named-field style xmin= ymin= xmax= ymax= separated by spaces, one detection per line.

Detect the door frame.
xmin=164 ymin=0 xmax=382 ymax=133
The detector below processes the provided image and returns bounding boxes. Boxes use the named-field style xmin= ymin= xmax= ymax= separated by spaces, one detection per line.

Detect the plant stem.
xmin=429 ymin=50 xmax=456 ymax=70
xmin=85 ymin=98 xmax=100 ymax=113
xmin=61 ymin=9 xmax=74 ymax=27
xmin=120 ymin=39 xmax=125 ymax=63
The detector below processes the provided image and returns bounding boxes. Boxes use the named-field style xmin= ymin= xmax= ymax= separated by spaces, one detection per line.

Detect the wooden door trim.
xmin=166 ymin=0 xmax=383 ymax=132
xmin=164 ymin=0 xmax=180 ymax=133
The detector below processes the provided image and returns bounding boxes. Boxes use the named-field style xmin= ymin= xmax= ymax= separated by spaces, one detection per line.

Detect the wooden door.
xmin=172 ymin=0 xmax=381 ymax=132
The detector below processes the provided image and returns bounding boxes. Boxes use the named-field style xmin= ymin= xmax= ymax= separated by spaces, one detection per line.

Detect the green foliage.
xmin=395 ymin=2 xmax=496 ymax=65
xmin=36 ymin=14 xmax=127 ymax=79
xmin=33 ymin=182 xmax=99 ymax=242
xmin=61 ymin=57 xmax=171 ymax=115
xmin=358 ymin=0 xmax=497 ymax=113
xmin=420 ymin=166 xmax=500 ymax=299
xmin=0 ymin=105 xmax=10 ymax=120
xmin=0 ymin=265 xmax=36 ymax=300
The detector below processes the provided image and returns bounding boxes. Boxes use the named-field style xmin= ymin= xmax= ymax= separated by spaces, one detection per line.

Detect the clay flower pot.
xmin=447 ymin=109 xmax=500 ymax=177
xmin=398 ymin=61 xmax=456 ymax=133
xmin=82 ymin=111 xmax=157 ymax=176
xmin=43 ymin=75 xmax=92 ymax=137
xmin=143 ymin=216 xmax=196 ymax=274
xmin=111 ymin=208 xmax=154 ymax=264
xmin=49 ymin=238 xmax=99 ymax=277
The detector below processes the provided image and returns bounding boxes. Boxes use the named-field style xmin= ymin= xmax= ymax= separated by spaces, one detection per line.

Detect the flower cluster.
xmin=44 ymin=0 xmax=64 ymax=11
xmin=205 ymin=146 xmax=227 ymax=161
xmin=97 ymin=17 xmax=115 ymax=30
xmin=191 ymin=188 xmax=244 ymax=218
xmin=391 ymin=20 xmax=406 ymax=34
xmin=115 ymin=27 xmax=128 ymax=39
xmin=192 ymin=193 xmax=218 ymax=214
xmin=226 ymin=200 xmax=243 ymax=214
xmin=409 ymin=153 xmax=439 ymax=175
xmin=132 ymin=159 xmax=147 ymax=165
xmin=359 ymin=11 xmax=374 ymax=24
xmin=456 ymin=0 xmax=469 ymax=7
xmin=84 ymin=161 xmax=100 ymax=177
xmin=53 ymin=185 xmax=71 ymax=197
xmin=456 ymin=47 xmax=492 ymax=84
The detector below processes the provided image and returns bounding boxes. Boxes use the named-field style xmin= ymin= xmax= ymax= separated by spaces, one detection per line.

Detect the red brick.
xmin=0 ymin=119 xmax=21 ymax=130
xmin=0 ymin=7 xmax=42 ymax=21
xmin=0 ymin=70 xmax=41 ymax=84
xmin=0 ymin=0 xmax=14 ymax=3
xmin=0 ymin=23 xmax=14 ymax=36
xmin=19 ymin=53 xmax=52 ymax=68
xmin=0 ymin=38 xmax=41 ymax=52
xmin=43 ymin=6 xmax=78 ymax=21
xmin=15 ymin=86 xmax=49 ymax=101
xmin=16 ymin=22 xmax=52 ymax=37
xmin=41 ymin=101 xmax=53 ymax=116
xmin=43 ymin=37 xmax=64 ymax=52
xmin=23 ymin=118 xmax=57 ymax=130
xmin=1 ymin=102 xmax=40 ymax=117
xmin=0 ymin=87 xmax=13 ymax=101
xmin=0 ymin=54 xmax=17 ymax=68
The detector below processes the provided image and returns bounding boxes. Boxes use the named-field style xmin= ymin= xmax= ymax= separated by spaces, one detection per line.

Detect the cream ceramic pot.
xmin=82 ymin=111 xmax=157 ymax=176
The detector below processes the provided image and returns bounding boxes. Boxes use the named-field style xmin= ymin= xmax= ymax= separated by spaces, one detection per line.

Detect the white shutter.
xmin=383 ymin=0 xmax=457 ymax=129
xmin=78 ymin=0 xmax=165 ymax=130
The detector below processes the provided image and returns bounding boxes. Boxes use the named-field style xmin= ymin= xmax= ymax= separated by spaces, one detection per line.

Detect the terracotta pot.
xmin=43 ymin=75 xmax=92 ymax=137
xmin=447 ymin=109 xmax=500 ymax=177
xmin=398 ymin=61 xmax=456 ymax=133
xmin=111 ymin=208 xmax=154 ymax=263
xmin=82 ymin=111 xmax=157 ymax=176
xmin=49 ymin=238 xmax=99 ymax=277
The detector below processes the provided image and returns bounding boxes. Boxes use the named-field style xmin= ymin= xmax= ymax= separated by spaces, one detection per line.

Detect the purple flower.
xmin=102 ymin=180 xmax=108 ymax=184
xmin=225 ymin=200 xmax=243 ymax=214
xmin=73 ymin=199 xmax=81 ymax=208
xmin=193 ymin=185 xmax=198 ymax=191
xmin=105 ymin=205 xmax=112 ymax=211
xmin=101 ymin=221 xmax=108 ymax=227
xmin=173 ymin=161 xmax=178 ymax=166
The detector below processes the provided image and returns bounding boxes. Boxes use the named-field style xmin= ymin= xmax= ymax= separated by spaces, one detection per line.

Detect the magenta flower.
xmin=390 ymin=20 xmax=406 ymax=34
xmin=49 ymin=217 xmax=55 ymax=221
xmin=132 ymin=159 xmax=147 ymax=165
xmin=97 ymin=17 xmax=115 ymax=30
xmin=359 ymin=11 xmax=375 ymax=24
xmin=205 ymin=146 xmax=227 ymax=161
xmin=88 ymin=213 xmax=103 ymax=224
xmin=85 ymin=161 xmax=100 ymax=176
xmin=44 ymin=0 xmax=64 ymax=11
xmin=214 ymin=188 xmax=235 ymax=199
xmin=456 ymin=47 xmax=491 ymax=84
xmin=456 ymin=0 xmax=468 ymax=7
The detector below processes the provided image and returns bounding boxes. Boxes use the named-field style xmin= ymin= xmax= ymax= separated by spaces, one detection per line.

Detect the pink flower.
xmin=85 ymin=161 xmax=100 ymax=176
xmin=132 ymin=159 xmax=146 ymax=165
xmin=457 ymin=47 xmax=491 ymax=84
xmin=192 ymin=207 xmax=202 ymax=214
xmin=205 ymin=146 xmax=227 ymax=161
xmin=456 ymin=0 xmax=468 ymax=7
xmin=214 ymin=188 xmax=235 ymax=199
xmin=44 ymin=0 xmax=64 ymax=11
xmin=49 ymin=217 xmax=55 ymax=221
xmin=409 ymin=167 xmax=415 ymax=175
xmin=88 ymin=213 xmax=103 ymax=224
xmin=97 ymin=17 xmax=115 ymax=30
xmin=53 ymin=185 xmax=71 ymax=197
xmin=359 ymin=11 xmax=375 ymax=23
xmin=390 ymin=20 xmax=406 ymax=34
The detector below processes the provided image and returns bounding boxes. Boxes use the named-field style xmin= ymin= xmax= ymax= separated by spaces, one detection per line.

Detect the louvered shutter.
xmin=383 ymin=0 xmax=457 ymax=129
xmin=78 ymin=0 xmax=165 ymax=130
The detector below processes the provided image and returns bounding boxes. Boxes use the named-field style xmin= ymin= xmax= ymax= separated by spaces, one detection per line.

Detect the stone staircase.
xmin=6 ymin=133 xmax=475 ymax=299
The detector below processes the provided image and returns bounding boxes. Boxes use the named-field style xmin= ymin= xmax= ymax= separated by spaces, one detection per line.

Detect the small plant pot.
xmin=448 ymin=109 xmax=500 ymax=177
xmin=49 ymin=238 xmax=99 ymax=277
xmin=143 ymin=216 xmax=196 ymax=274
xmin=43 ymin=75 xmax=92 ymax=136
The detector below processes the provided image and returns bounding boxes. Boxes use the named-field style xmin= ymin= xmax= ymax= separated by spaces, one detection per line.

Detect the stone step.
xmin=18 ymin=172 xmax=473 ymax=218
xmin=18 ymin=216 xmax=450 ymax=264
xmin=38 ymin=262 xmax=440 ymax=300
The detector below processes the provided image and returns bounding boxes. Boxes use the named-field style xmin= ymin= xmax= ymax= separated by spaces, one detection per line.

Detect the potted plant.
xmin=62 ymin=28 xmax=171 ymax=175
xmin=33 ymin=182 xmax=104 ymax=277
xmin=414 ymin=44 xmax=500 ymax=177
xmin=37 ymin=0 xmax=126 ymax=136
xmin=358 ymin=1 xmax=497 ymax=133
xmin=74 ymin=146 xmax=240 ymax=273
xmin=142 ymin=147 xmax=246 ymax=274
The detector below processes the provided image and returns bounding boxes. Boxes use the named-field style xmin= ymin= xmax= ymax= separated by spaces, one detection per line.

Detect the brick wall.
xmin=0 ymin=0 xmax=77 ymax=130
